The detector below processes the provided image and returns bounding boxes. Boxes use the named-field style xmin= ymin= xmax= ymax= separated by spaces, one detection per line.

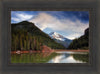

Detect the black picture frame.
xmin=0 ymin=0 xmax=99 ymax=74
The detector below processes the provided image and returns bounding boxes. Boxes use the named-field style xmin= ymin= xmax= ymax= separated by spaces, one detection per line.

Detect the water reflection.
xmin=73 ymin=54 xmax=89 ymax=62
xmin=11 ymin=52 xmax=58 ymax=63
xmin=48 ymin=52 xmax=88 ymax=63
xmin=11 ymin=52 xmax=89 ymax=63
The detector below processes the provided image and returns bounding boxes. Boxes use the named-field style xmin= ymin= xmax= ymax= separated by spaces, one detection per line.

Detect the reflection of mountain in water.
xmin=11 ymin=52 xmax=89 ymax=63
xmin=48 ymin=53 xmax=87 ymax=63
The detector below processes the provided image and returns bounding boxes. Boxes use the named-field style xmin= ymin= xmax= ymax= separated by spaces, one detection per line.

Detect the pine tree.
xmin=26 ymin=35 xmax=29 ymax=50
xmin=23 ymin=40 xmax=26 ymax=50
xmin=20 ymin=35 xmax=23 ymax=50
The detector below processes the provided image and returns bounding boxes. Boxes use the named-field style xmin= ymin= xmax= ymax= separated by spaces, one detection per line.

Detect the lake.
xmin=11 ymin=51 xmax=89 ymax=63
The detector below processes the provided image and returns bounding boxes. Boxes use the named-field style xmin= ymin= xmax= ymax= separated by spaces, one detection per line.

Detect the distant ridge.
xmin=49 ymin=32 xmax=72 ymax=48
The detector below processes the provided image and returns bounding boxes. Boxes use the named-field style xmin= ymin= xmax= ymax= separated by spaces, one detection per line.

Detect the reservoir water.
xmin=48 ymin=51 xmax=88 ymax=63
xmin=11 ymin=51 xmax=89 ymax=63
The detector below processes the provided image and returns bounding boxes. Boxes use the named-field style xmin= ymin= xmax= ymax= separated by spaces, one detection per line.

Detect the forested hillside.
xmin=11 ymin=21 xmax=66 ymax=51
xmin=68 ymin=28 xmax=89 ymax=50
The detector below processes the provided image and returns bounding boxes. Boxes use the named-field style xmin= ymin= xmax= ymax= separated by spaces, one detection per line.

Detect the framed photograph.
xmin=11 ymin=11 xmax=89 ymax=64
xmin=0 ymin=0 xmax=99 ymax=74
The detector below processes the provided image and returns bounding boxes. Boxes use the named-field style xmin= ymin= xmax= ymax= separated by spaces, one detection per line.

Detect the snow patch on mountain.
xmin=49 ymin=32 xmax=72 ymax=48
xmin=49 ymin=32 xmax=66 ymax=41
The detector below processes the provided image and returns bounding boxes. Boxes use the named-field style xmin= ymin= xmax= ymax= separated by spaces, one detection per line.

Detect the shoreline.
xmin=11 ymin=49 xmax=89 ymax=54
xmin=54 ymin=49 xmax=89 ymax=52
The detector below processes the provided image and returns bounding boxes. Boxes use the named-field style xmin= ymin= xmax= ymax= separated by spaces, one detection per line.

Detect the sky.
xmin=11 ymin=11 xmax=89 ymax=40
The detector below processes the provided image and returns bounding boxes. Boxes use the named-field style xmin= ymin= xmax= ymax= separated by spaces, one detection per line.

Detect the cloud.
xmin=11 ymin=12 xmax=33 ymax=23
xmin=11 ymin=17 xmax=21 ymax=22
xmin=11 ymin=11 xmax=89 ymax=39
xmin=29 ymin=12 xmax=89 ymax=39
xmin=65 ymin=33 xmax=82 ymax=40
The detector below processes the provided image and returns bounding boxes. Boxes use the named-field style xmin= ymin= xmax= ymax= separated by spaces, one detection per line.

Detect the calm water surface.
xmin=11 ymin=51 xmax=89 ymax=63
xmin=48 ymin=51 xmax=88 ymax=63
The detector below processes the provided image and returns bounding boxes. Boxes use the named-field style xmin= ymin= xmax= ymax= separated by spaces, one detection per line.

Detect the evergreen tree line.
xmin=11 ymin=29 xmax=65 ymax=51
xmin=11 ymin=29 xmax=42 ymax=51
xmin=68 ymin=28 xmax=89 ymax=50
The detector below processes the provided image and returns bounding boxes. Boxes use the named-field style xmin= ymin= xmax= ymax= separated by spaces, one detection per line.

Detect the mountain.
xmin=49 ymin=32 xmax=72 ymax=48
xmin=11 ymin=21 xmax=66 ymax=51
xmin=68 ymin=28 xmax=89 ymax=50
